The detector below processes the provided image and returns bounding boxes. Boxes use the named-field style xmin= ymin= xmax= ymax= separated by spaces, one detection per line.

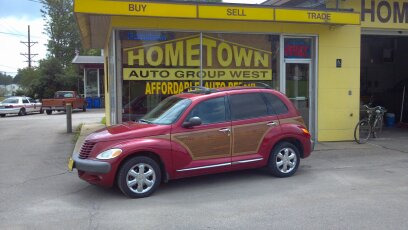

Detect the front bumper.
xmin=73 ymin=154 xmax=111 ymax=174
xmin=0 ymin=108 xmax=20 ymax=114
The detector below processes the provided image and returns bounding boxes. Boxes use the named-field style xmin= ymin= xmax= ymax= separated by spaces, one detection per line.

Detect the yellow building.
xmin=74 ymin=0 xmax=408 ymax=142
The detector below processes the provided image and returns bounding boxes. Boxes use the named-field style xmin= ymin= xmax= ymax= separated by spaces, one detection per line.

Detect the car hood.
xmin=86 ymin=122 xmax=170 ymax=142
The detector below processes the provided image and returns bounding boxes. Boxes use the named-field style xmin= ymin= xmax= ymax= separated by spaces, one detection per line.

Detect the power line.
xmin=25 ymin=0 xmax=43 ymax=3
xmin=0 ymin=31 xmax=44 ymax=39
xmin=0 ymin=64 xmax=19 ymax=69
xmin=0 ymin=18 xmax=23 ymax=35
xmin=0 ymin=31 xmax=26 ymax=37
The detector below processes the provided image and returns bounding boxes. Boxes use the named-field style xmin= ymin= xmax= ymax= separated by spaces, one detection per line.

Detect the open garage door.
xmin=361 ymin=35 xmax=408 ymax=124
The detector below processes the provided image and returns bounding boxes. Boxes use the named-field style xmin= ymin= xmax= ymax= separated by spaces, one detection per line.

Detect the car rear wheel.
xmin=18 ymin=108 xmax=26 ymax=116
xmin=46 ymin=110 xmax=52 ymax=115
xmin=117 ymin=156 xmax=161 ymax=198
xmin=0 ymin=114 xmax=5 ymax=117
xmin=267 ymin=142 xmax=300 ymax=178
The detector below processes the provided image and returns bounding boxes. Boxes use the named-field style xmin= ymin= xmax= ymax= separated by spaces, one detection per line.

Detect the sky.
xmin=0 ymin=0 xmax=264 ymax=76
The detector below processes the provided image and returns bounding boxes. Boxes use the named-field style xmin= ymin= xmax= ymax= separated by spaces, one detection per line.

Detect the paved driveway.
xmin=0 ymin=112 xmax=408 ymax=229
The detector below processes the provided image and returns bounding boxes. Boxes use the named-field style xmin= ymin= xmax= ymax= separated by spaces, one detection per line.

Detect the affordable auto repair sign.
xmin=122 ymin=34 xmax=272 ymax=82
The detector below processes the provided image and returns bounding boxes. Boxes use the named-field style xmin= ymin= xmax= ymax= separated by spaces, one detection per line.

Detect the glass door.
xmin=282 ymin=36 xmax=315 ymax=135
xmin=285 ymin=62 xmax=311 ymax=127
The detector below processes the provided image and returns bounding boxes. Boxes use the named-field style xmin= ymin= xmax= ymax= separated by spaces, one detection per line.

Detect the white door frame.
xmin=280 ymin=35 xmax=316 ymax=139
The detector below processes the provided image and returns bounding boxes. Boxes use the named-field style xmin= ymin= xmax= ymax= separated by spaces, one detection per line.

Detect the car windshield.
xmin=1 ymin=98 xmax=19 ymax=104
xmin=140 ymin=96 xmax=191 ymax=125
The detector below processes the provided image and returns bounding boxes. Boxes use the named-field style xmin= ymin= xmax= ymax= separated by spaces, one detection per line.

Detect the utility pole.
xmin=20 ymin=25 xmax=38 ymax=68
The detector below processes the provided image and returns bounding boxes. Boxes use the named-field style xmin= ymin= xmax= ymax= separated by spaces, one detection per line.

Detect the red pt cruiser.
xmin=69 ymin=87 xmax=313 ymax=198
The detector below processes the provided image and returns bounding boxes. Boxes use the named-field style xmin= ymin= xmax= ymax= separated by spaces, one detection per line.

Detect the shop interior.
xmin=360 ymin=35 xmax=408 ymax=125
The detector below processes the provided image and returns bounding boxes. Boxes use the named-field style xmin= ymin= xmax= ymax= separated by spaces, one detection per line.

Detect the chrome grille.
xmin=79 ymin=141 xmax=96 ymax=159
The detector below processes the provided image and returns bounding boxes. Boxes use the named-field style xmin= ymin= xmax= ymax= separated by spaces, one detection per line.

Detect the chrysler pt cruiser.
xmin=69 ymin=86 xmax=313 ymax=198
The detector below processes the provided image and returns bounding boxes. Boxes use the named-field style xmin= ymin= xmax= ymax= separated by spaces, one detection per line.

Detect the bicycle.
xmin=354 ymin=105 xmax=387 ymax=144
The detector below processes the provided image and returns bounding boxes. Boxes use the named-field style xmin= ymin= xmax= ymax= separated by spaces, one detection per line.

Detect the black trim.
xmin=73 ymin=155 xmax=111 ymax=174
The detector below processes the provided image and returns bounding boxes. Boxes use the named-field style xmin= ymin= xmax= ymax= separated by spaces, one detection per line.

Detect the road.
xmin=1 ymin=111 xmax=408 ymax=229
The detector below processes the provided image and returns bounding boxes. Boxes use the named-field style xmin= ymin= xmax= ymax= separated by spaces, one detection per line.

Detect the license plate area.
xmin=68 ymin=157 xmax=74 ymax=171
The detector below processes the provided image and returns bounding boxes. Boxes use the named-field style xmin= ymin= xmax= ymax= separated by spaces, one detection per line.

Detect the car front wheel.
xmin=267 ymin=142 xmax=300 ymax=178
xmin=117 ymin=156 xmax=161 ymax=198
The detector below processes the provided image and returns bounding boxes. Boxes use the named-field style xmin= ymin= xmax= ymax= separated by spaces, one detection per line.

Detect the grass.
xmin=0 ymin=97 xmax=5 ymax=102
xmin=101 ymin=116 xmax=106 ymax=126
xmin=72 ymin=123 xmax=84 ymax=143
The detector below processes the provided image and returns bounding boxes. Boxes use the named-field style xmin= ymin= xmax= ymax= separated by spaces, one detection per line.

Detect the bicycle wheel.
xmin=373 ymin=116 xmax=383 ymax=138
xmin=354 ymin=119 xmax=371 ymax=144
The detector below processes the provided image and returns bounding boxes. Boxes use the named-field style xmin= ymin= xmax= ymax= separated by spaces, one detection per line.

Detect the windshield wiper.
xmin=138 ymin=119 xmax=152 ymax=124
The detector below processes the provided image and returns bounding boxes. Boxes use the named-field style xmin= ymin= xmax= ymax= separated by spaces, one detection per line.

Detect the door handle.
xmin=219 ymin=128 xmax=231 ymax=136
xmin=267 ymin=121 xmax=278 ymax=127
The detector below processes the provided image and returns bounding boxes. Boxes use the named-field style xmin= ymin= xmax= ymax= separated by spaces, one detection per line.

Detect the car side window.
xmin=230 ymin=93 xmax=268 ymax=120
xmin=23 ymin=99 xmax=29 ymax=104
xmin=186 ymin=97 xmax=227 ymax=125
xmin=263 ymin=93 xmax=289 ymax=115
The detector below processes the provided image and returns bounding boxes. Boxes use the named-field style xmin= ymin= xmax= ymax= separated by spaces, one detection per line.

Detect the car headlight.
xmin=96 ymin=149 xmax=122 ymax=160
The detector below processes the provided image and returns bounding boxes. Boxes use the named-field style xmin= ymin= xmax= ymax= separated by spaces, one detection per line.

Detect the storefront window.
xmin=121 ymin=31 xmax=199 ymax=121
xmin=121 ymin=30 xmax=280 ymax=122
xmin=202 ymin=33 xmax=279 ymax=89
xmin=86 ymin=69 xmax=98 ymax=97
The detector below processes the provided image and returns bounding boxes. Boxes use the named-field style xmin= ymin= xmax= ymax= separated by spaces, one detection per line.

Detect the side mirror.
xmin=182 ymin=116 xmax=202 ymax=128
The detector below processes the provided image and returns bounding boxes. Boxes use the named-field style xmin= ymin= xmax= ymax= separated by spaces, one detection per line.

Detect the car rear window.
xmin=2 ymin=98 xmax=19 ymax=104
xmin=263 ymin=93 xmax=289 ymax=115
xmin=230 ymin=93 xmax=268 ymax=120
xmin=55 ymin=92 xmax=74 ymax=98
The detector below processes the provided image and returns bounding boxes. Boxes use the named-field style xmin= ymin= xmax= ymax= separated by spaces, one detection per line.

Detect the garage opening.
xmin=361 ymin=35 xmax=408 ymax=125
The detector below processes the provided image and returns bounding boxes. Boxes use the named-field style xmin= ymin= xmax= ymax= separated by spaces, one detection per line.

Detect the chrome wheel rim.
xmin=126 ymin=163 xmax=156 ymax=194
xmin=276 ymin=148 xmax=297 ymax=174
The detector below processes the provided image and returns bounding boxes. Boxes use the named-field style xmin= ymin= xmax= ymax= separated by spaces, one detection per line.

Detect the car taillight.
xmin=301 ymin=128 xmax=311 ymax=137
xmin=5 ymin=105 xmax=13 ymax=108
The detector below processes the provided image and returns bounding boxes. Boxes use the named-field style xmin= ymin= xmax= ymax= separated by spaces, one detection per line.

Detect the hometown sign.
xmin=123 ymin=35 xmax=273 ymax=81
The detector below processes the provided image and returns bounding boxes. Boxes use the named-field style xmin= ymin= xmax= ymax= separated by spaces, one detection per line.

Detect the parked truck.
xmin=41 ymin=91 xmax=87 ymax=115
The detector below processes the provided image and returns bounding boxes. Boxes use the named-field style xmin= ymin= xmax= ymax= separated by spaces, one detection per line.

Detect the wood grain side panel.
xmin=232 ymin=122 xmax=270 ymax=156
xmin=172 ymin=129 xmax=230 ymax=160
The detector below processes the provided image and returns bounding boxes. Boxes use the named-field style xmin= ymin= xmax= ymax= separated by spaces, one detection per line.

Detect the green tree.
xmin=41 ymin=0 xmax=82 ymax=67
xmin=0 ymin=72 xmax=13 ymax=86
xmin=30 ymin=58 xmax=78 ymax=99
xmin=15 ymin=67 xmax=40 ymax=90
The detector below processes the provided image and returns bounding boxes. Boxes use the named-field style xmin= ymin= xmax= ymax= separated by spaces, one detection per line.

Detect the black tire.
xmin=117 ymin=156 xmax=161 ymax=198
xmin=267 ymin=142 xmax=300 ymax=178
xmin=354 ymin=119 xmax=371 ymax=144
xmin=46 ymin=110 xmax=52 ymax=115
xmin=0 ymin=114 xmax=5 ymax=117
xmin=18 ymin=108 xmax=26 ymax=116
xmin=82 ymin=105 xmax=87 ymax=112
